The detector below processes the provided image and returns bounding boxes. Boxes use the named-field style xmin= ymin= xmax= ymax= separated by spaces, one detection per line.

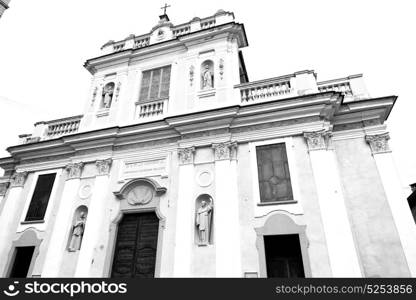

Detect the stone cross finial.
xmin=160 ymin=3 xmax=171 ymax=15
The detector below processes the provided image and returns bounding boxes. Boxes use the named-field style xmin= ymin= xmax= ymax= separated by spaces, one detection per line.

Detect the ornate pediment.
xmin=114 ymin=178 xmax=167 ymax=206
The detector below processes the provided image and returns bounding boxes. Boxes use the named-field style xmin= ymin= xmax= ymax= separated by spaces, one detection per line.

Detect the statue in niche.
xmin=101 ymin=82 xmax=115 ymax=109
xmin=196 ymin=199 xmax=213 ymax=246
xmin=68 ymin=211 xmax=87 ymax=252
xmin=201 ymin=63 xmax=214 ymax=90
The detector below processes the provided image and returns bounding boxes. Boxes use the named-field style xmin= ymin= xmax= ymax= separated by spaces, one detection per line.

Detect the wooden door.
xmin=111 ymin=212 xmax=159 ymax=278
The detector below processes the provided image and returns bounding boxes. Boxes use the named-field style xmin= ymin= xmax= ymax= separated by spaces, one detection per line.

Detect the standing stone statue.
xmin=201 ymin=64 xmax=213 ymax=89
xmin=102 ymin=83 xmax=114 ymax=108
xmin=68 ymin=212 xmax=87 ymax=252
xmin=196 ymin=200 xmax=213 ymax=245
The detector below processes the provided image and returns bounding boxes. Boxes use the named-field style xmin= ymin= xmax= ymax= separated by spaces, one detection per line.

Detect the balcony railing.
xmin=46 ymin=115 xmax=82 ymax=138
xmin=235 ymin=76 xmax=295 ymax=104
xmin=318 ymin=81 xmax=353 ymax=96
xmin=136 ymin=99 xmax=168 ymax=119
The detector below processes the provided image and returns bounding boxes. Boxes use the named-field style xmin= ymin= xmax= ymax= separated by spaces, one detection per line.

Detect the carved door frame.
xmin=255 ymin=212 xmax=312 ymax=278
xmin=103 ymin=178 xmax=167 ymax=278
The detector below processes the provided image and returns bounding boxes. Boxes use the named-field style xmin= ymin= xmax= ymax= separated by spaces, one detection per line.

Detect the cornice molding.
xmin=0 ymin=93 xmax=396 ymax=168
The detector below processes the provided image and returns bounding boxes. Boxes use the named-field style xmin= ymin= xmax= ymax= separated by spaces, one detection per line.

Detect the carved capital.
xmin=65 ymin=162 xmax=84 ymax=180
xmin=304 ymin=129 xmax=332 ymax=151
xmin=0 ymin=182 xmax=10 ymax=196
xmin=96 ymin=159 xmax=112 ymax=175
xmin=10 ymin=172 xmax=28 ymax=187
xmin=365 ymin=133 xmax=391 ymax=154
xmin=212 ymin=141 xmax=237 ymax=161
xmin=178 ymin=147 xmax=195 ymax=165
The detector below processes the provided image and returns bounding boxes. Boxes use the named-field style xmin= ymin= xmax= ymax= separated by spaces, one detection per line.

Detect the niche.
xmin=67 ymin=205 xmax=88 ymax=252
xmin=195 ymin=194 xmax=214 ymax=246
xmin=101 ymin=82 xmax=115 ymax=109
xmin=200 ymin=60 xmax=214 ymax=90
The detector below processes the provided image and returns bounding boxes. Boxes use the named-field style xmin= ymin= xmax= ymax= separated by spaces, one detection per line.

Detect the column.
xmin=42 ymin=163 xmax=83 ymax=277
xmin=366 ymin=133 xmax=416 ymax=276
xmin=304 ymin=130 xmax=362 ymax=277
xmin=173 ymin=147 xmax=195 ymax=277
xmin=74 ymin=159 xmax=112 ymax=277
xmin=212 ymin=142 xmax=242 ymax=277
xmin=0 ymin=172 xmax=27 ymax=275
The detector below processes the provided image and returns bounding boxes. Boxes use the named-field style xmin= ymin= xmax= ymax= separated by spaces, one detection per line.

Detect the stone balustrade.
xmin=318 ymin=81 xmax=353 ymax=96
xmin=46 ymin=115 xmax=82 ymax=138
xmin=236 ymin=76 xmax=294 ymax=104
xmin=172 ymin=26 xmax=191 ymax=37
xmin=19 ymin=115 xmax=83 ymax=144
xmin=137 ymin=99 xmax=168 ymax=119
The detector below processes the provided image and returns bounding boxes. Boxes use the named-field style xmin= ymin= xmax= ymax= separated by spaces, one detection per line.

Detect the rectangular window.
xmin=25 ymin=173 xmax=56 ymax=222
xmin=139 ymin=65 xmax=171 ymax=103
xmin=264 ymin=235 xmax=305 ymax=278
xmin=8 ymin=246 xmax=35 ymax=278
xmin=256 ymin=143 xmax=293 ymax=203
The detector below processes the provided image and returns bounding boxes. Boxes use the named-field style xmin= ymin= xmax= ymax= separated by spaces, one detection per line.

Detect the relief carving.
xmin=304 ymin=129 xmax=332 ymax=151
xmin=212 ymin=141 xmax=237 ymax=161
xmin=10 ymin=172 xmax=28 ymax=187
xmin=65 ymin=162 xmax=84 ymax=180
xmin=365 ymin=133 xmax=391 ymax=154
xmin=178 ymin=147 xmax=195 ymax=165
xmin=189 ymin=65 xmax=195 ymax=86
xmin=126 ymin=184 xmax=154 ymax=206
xmin=219 ymin=58 xmax=224 ymax=80
xmin=96 ymin=159 xmax=112 ymax=175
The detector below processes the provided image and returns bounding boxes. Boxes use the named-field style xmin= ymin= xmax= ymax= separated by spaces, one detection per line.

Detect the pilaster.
xmin=75 ymin=159 xmax=112 ymax=277
xmin=173 ymin=147 xmax=195 ymax=277
xmin=366 ymin=133 xmax=416 ymax=276
xmin=0 ymin=172 xmax=28 ymax=275
xmin=304 ymin=130 xmax=362 ymax=277
xmin=212 ymin=142 xmax=242 ymax=277
xmin=42 ymin=163 xmax=83 ymax=277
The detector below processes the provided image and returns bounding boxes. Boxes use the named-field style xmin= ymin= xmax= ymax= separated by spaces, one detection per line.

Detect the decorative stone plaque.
xmin=123 ymin=158 xmax=167 ymax=178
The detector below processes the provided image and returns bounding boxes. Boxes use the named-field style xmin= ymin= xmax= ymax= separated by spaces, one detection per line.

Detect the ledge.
xmin=20 ymin=220 xmax=45 ymax=225
xmin=257 ymin=200 xmax=298 ymax=206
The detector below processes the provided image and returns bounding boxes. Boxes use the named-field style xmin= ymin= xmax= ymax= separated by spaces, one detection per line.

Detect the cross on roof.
xmin=160 ymin=3 xmax=171 ymax=15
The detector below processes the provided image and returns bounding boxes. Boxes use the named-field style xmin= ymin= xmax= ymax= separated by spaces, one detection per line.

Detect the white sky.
xmin=0 ymin=0 xmax=415 ymax=188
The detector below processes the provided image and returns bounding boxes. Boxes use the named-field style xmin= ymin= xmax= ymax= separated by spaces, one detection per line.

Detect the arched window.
xmin=200 ymin=60 xmax=214 ymax=90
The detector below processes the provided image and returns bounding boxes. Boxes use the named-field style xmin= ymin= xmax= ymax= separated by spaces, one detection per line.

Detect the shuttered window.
xmin=256 ymin=143 xmax=293 ymax=203
xmin=25 ymin=173 xmax=56 ymax=221
xmin=139 ymin=66 xmax=171 ymax=103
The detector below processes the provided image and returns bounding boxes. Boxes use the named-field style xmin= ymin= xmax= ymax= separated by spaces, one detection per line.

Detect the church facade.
xmin=0 ymin=10 xmax=415 ymax=278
